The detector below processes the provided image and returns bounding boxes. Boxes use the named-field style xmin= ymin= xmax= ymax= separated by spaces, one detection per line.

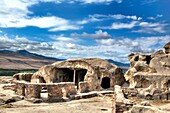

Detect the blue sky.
xmin=0 ymin=0 xmax=170 ymax=63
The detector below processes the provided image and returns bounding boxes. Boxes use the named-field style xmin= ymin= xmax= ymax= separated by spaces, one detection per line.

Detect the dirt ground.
xmin=0 ymin=76 xmax=113 ymax=113
xmin=0 ymin=96 xmax=113 ymax=113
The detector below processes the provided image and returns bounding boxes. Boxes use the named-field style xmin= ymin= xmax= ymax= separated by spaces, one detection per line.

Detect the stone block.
xmin=78 ymin=82 xmax=89 ymax=93
xmin=46 ymin=82 xmax=76 ymax=101
xmin=15 ymin=82 xmax=25 ymax=96
xmin=168 ymin=93 xmax=170 ymax=100
xmin=62 ymin=82 xmax=77 ymax=95
xmin=47 ymin=84 xmax=63 ymax=100
xmin=25 ymin=83 xmax=42 ymax=98
xmin=152 ymin=94 xmax=161 ymax=100
xmin=161 ymin=94 xmax=167 ymax=100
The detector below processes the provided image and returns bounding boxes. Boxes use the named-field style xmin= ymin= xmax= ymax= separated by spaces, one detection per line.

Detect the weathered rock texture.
xmin=114 ymin=85 xmax=170 ymax=113
xmin=15 ymin=82 xmax=77 ymax=101
xmin=114 ymin=85 xmax=133 ymax=113
xmin=125 ymin=105 xmax=166 ymax=113
xmin=124 ymin=42 xmax=170 ymax=89
xmin=13 ymin=73 xmax=34 ymax=82
xmin=31 ymin=58 xmax=124 ymax=91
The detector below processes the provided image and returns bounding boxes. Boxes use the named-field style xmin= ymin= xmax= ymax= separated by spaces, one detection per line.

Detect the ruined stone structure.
xmin=13 ymin=58 xmax=123 ymax=101
xmin=31 ymin=58 xmax=124 ymax=92
xmin=13 ymin=73 xmax=34 ymax=82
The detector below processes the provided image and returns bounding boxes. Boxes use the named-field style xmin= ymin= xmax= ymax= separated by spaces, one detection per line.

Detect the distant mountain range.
xmin=106 ymin=59 xmax=130 ymax=72
xmin=16 ymin=50 xmax=65 ymax=61
xmin=0 ymin=50 xmax=129 ymax=70
xmin=106 ymin=59 xmax=130 ymax=67
xmin=0 ymin=50 xmax=63 ymax=69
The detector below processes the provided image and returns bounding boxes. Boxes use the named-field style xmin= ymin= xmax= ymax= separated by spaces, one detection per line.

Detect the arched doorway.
xmin=101 ymin=77 xmax=110 ymax=89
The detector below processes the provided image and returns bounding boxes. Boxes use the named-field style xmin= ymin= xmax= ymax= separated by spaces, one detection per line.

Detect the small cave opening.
xmin=146 ymin=56 xmax=152 ymax=65
xmin=101 ymin=77 xmax=110 ymax=89
xmin=134 ymin=56 xmax=139 ymax=61
xmin=167 ymin=80 xmax=170 ymax=88
xmin=39 ymin=77 xmax=46 ymax=83
xmin=16 ymin=75 xmax=19 ymax=80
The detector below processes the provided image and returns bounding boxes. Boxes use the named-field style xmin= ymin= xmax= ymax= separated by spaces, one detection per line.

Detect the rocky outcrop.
xmin=124 ymin=42 xmax=170 ymax=88
xmin=163 ymin=42 xmax=170 ymax=54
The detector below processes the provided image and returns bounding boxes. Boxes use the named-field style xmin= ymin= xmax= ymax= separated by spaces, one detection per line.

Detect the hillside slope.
xmin=0 ymin=50 xmax=59 ymax=69
xmin=0 ymin=50 xmax=129 ymax=71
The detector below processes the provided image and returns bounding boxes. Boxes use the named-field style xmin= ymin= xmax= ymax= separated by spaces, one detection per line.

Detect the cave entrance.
xmin=75 ymin=69 xmax=87 ymax=88
xmin=56 ymin=68 xmax=87 ymax=88
xmin=146 ymin=56 xmax=151 ymax=65
xmin=39 ymin=77 xmax=46 ymax=83
xmin=167 ymin=80 xmax=170 ymax=89
xmin=56 ymin=68 xmax=74 ymax=82
xmin=101 ymin=77 xmax=110 ymax=89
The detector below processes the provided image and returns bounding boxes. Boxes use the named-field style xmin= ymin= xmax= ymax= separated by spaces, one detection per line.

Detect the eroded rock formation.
xmin=124 ymin=42 xmax=170 ymax=88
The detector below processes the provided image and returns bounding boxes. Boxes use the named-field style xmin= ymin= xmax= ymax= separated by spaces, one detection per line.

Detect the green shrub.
xmin=0 ymin=69 xmax=37 ymax=76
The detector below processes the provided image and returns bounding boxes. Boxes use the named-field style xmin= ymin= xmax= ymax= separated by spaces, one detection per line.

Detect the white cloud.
xmin=100 ymin=21 xmax=137 ymax=29
xmin=98 ymin=20 xmax=167 ymax=33
xmin=56 ymin=37 xmax=75 ymax=42
xmin=2 ymin=16 xmax=68 ymax=28
xmin=0 ymin=35 xmax=54 ymax=54
xmin=96 ymin=39 xmax=116 ymax=45
xmin=111 ymin=21 xmax=137 ymax=29
xmin=139 ymin=22 xmax=159 ymax=27
xmin=133 ymin=22 xmax=167 ymax=34
xmin=77 ymin=17 xmax=101 ymax=25
xmin=66 ymin=43 xmax=76 ymax=49
xmin=71 ymin=30 xmax=112 ymax=39
xmin=147 ymin=17 xmax=156 ymax=20
xmin=96 ymin=35 xmax=170 ymax=54
xmin=89 ymin=14 xmax=140 ymax=21
xmin=77 ymin=14 xmax=141 ymax=25
xmin=111 ymin=14 xmax=137 ymax=20
xmin=0 ymin=0 xmax=82 ymax=31
xmin=81 ymin=0 xmax=123 ymax=4
xmin=1 ymin=34 xmax=170 ymax=63
xmin=50 ymin=34 xmax=80 ymax=42
xmin=141 ymin=0 xmax=159 ymax=5
xmin=137 ymin=17 xmax=142 ymax=20
xmin=49 ymin=25 xmax=82 ymax=31
xmin=147 ymin=14 xmax=163 ymax=20
xmin=156 ymin=14 xmax=163 ymax=18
